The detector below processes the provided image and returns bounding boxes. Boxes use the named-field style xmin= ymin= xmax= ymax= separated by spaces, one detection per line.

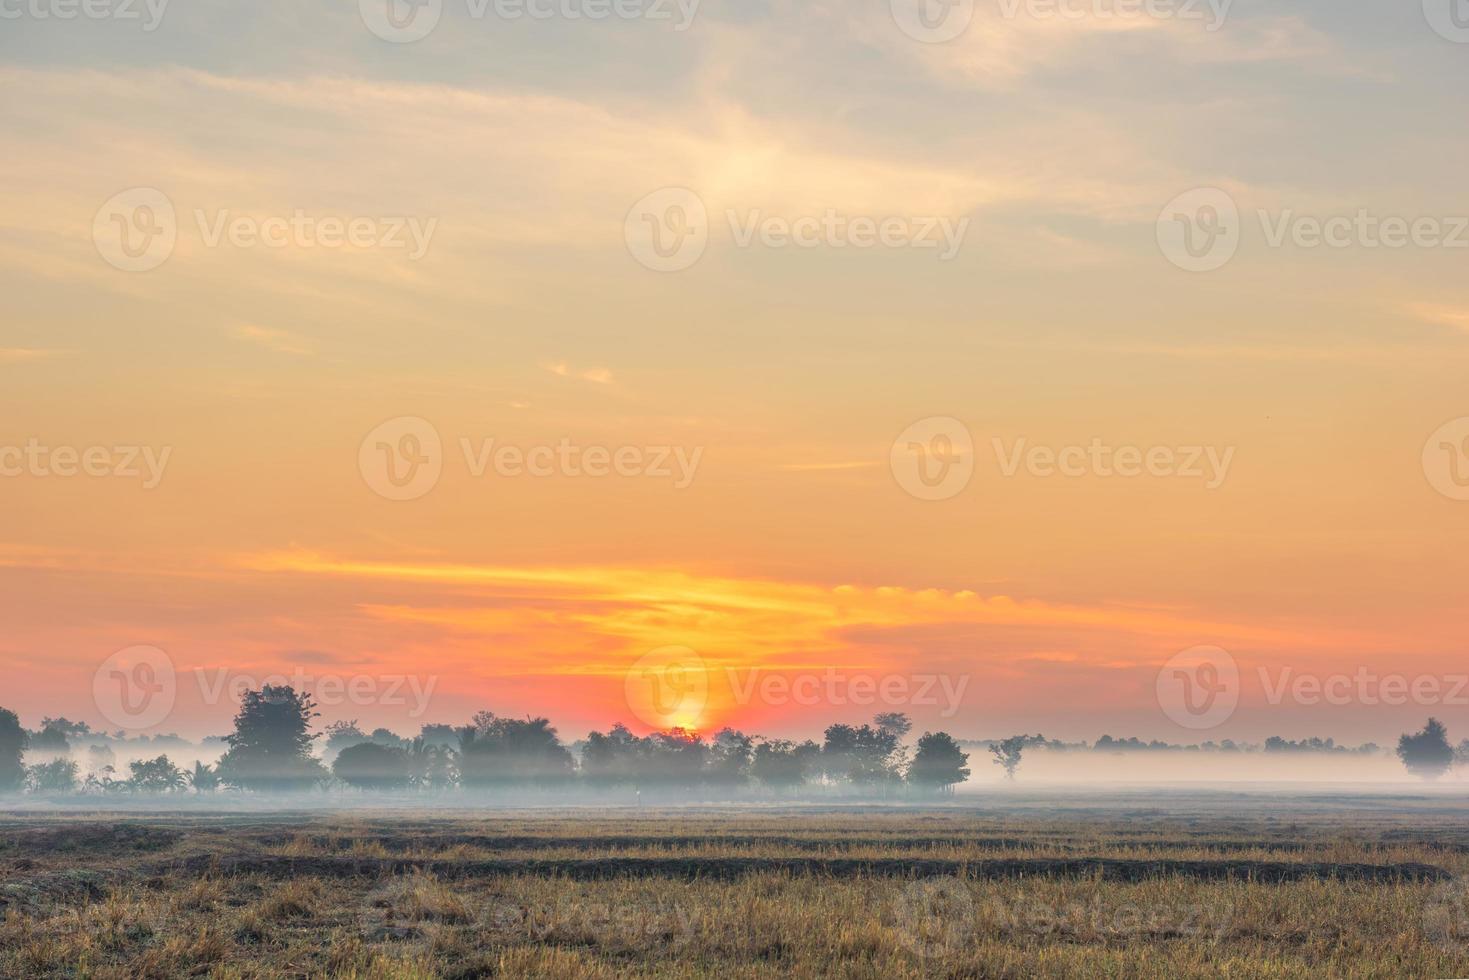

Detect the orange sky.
xmin=3 ymin=5 xmax=1469 ymax=745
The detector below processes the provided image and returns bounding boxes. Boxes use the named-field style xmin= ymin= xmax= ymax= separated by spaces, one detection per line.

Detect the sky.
xmin=1 ymin=0 xmax=1467 ymax=746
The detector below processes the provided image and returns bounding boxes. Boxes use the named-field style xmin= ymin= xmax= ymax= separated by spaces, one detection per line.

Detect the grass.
xmin=2 ymin=795 xmax=1469 ymax=977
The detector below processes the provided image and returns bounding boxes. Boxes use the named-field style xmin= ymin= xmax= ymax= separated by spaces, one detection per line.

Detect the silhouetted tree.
xmin=0 ymin=708 xmax=26 ymax=791
xmin=1398 ymin=718 xmax=1454 ymax=781
xmin=323 ymin=720 xmax=369 ymax=757
xmin=189 ymin=761 xmax=220 ymax=792
xmin=128 ymin=756 xmax=187 ymax=793
xmin=751 ymin=738 xmax=820 ymax=791
xmin=417 ymin=724 xmax=458 ymax=749
xmin=214 ymin=686 xmax=328 ymax=792
xmin=333 ymin=742 xmax=413 ymax=790
xmin=27 ymin=758 xmax=79 ymax=793
xmin=909 ymin=732 xmax=970 ymax=792
xmin=706 ymin=728 xmax=754 ymax=788
xmin=990 ymin=735 xmax=1027 ymax=781
xmin=457 ymin=715 xmax=575 ymax=787
xmin=821 ymin=721 xmax=902 ymax=787
xmin=581 ymin=723 xmax=644 ymax=787
xmin=407 ymin=737 xmax=456 ymax=789
xmin=29 ymin=720 xmax=71 ymax=754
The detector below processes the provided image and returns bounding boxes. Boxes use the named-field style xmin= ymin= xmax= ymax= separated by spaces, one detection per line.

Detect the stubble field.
xmin=3 ymin=791 xmax=1469 ymax=978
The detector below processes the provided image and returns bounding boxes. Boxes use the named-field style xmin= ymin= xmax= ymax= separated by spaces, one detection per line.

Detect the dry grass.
xmin=2 ymin=797 xmax=1469 ymax=977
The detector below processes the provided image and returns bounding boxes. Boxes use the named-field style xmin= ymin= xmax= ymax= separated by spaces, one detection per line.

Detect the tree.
xmin=323 ymin=720 xmax=369 ymax=757
xmin=1398 ymin=718 xmax=1454 ymax=781
xmin=189 ymin=761 xmax=220 ymax=792
xmin=332 ymin=742 xmax=413 ymax=790
xmin=751 ymin=738 xmax=819 ymax=791
xmin=706 ymin=728 xmax=753 ymax=787
xmin=821 ymin=721 xmax=902 ymax=787
xmin=457 ymin=715 xmax=575 ymax=787
xmin=29 ymin=720 xmax=71 ymax=754
xmin=406 ymin=737 xmax=456 ymax=790
xmin=128 ymin=756 xmax=187 ymax=793
xmin=214 ymin=686 xmax=328 ymax=792
xmin=28 ymin=758 xmax=79 ymax=793
xmin=990 ymin=735 xmax=1027 ymax=781
xmin=908 ymin=732 xmax=970 ymax=792
xmin=0 ymin=708 xmax=26 ymax=791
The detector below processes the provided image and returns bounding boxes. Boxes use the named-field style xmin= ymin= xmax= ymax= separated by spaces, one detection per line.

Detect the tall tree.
xmin=214 ymin=686 xmax=327 ymax=792
xmin=0 ymin=708 xmax=26 ymax=791
xmin=1398 ymin=718 xmax=1455 ymax=781
xmin=751 ymin=738 xmax=819 ymax=791
xmin=990 ymin=735 xmax=1027 ymax=781
xmin=456 ymin=715 xmax=575 ymax=787
xmin=908 ymin=732 xmax=971 ymax=792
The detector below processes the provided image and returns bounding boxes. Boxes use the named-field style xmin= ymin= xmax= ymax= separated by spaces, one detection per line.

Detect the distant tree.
xmin=189 ymin=761 xmax=220 ymax=792
xmin=751 ymin=738 xmax=820 ymax=791
xmin=332 ymin=742 xmax=413 ymax=790
xmin=29 ymin=720 xmax=71 ymax=754
xmin=990 ymin=735 xmax=1027 ymax=781
xmin=875 ymin=713 xmax=913 ymax=739
xmin=457 ymin=716 xmax=575 ymax=787
xmin=27 ymin=758 xmax=79 ymax=793
xmin=417 ymin=724 xmax=458 ymax=749
xmin=323 ymin=720 xmax=369 ymax=757
xmin=128 ymin=756 xmax=187 ymax=793
xmin=1398 ymin=718 xmax=1455 ymax=781
xmin=0 ymin=708 xmax=25 ymax=791
xmin=706 ymin=728 xmax=753 ymax=787
xmin=407 ymin=737 xmax=457 ymax=790
xmin=581 ymin=723 xmax=644 ymax=787
xmin=214 ymin=686 xmax=328 ymax=792
xmin=821 ymin=721 xmax=902 ymax=787
xmin=369 ymin=728 xmax=410 ymax=750
xmin=908 ymin=732 xmax=971 ymax=792
xmin=86 ymin=744 xmax=116 ymax=774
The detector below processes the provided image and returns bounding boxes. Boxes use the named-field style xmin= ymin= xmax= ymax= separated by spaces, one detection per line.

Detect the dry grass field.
xmin=3 ymin=793 xmax=1469 ymax=978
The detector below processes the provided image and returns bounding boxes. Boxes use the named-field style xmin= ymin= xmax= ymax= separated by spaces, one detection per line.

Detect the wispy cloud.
xmin=0 ymin=348 xmax=69 ymax=363
xmin=543 ymin=361 xmax=614 ymax=385
xmin=1409 ymin=302 xmax=1469 ymax=334
xmin=234 ymin=324 xmax=312 ymax=355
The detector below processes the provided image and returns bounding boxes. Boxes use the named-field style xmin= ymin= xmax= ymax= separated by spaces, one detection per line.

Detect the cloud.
xmin=1409 ymin=302 xmax=1469 ymax=334
xmin=543 ymin=361 xmax=614 ymax=384
xmin=234 ymin=324 xmax=312 ymax=355
xmin=0 ymin=348 xmax=69 ymax=363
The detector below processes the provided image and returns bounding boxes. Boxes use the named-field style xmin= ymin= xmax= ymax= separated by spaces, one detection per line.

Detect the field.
xmin=3 ymin=791 xmax=1469 ymax=978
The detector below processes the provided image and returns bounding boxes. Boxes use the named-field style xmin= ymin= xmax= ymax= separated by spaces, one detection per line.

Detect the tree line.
xmin=0 ymin=689 xmax=972 ymax=796
xmin=2 ymin=693 xmax=1460 ymax=795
